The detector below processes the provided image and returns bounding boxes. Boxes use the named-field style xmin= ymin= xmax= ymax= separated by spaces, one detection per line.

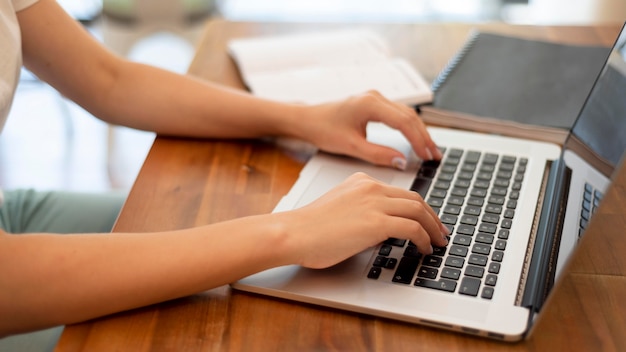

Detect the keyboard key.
xmin=475 ymin=233 xmax=494 ymax=244
xmin=492 ymin=251 xmax=504 ymax=262
xmin=502 ymin=155 xmax=516 ymax=164
xmin=441 ymin=267 xmax=461 ymax=280
xmin=464 ymin=265 xmax=485 ymax=278
xmin=482 ymin=213 xmax=500 ymax=224
xmin=423 ymin=255 xmax=443 ymax=267
xmin=445 ymin=256 xmax=465 ymax=268
xmin=384 ymin=238 xmax=407 ymax=247
xmin=470 ymin=188 xmax=488 ymax=198
xmin=453 ymin=234 xmax=472 ymax=246
xmin=432 ymin=246 xmax=447 ymax=256
xmin=460 ymin=215 xmax=478 ymax=226
xmin=485 ymin=274 xmax=498 ymax=286
xmin=449 ymin=245 xmax=469 ymax=257
xmin=447 ymin=196 xmax=464 ymax=206
xmin=468 ymin=254 xmax=488 ymax=266
xmin=410 ymin=177 xmax=432 ymax=197
xmin=488 ymin=263 xmax=501 ymax=274
xmin=464 ymin=206 xmax=482 ymax=216
xmin=467 ymin=197 xmax=484 ymax=207
xmin=448 ymin=149 xmax=464 ymax=158
xmin=379 ymin=244 xmax=392 ymax=256
xmin=385 ymin=258 xmax=398 ymax=269
xmin=491 ymin=187 xmax=507 ymax=196
xmin=478 ymin=223 xmax=497 ymax=234
xmin=392 ymin=257 xmax=420 ymax=284
xmin=414 ymin=278 xmax=457 ymax=293
xmin=465 ymin=151 xmax=482 ymax=164
xmin=438 ymin=173 xmax=454 ymax=182
xmin=485 ymin=204 xmax=503 ymax=214
xmin=454 ymin=179 xmax=471 ymax=188
xmin=418 ymin=267 xmax=438 ymax=279
xmin=472 ymin=243 xmax=491 ymax=255
xmin=488 ymin=195 xmax=505 ymax=205
xmin=367 ymin=267 xmax=382 ymax=279
xmin=495 ymin=240 xmax=507 ymax=251
xmin=457 ymin=225 xmax=476 ymax=236
xmin=373 ymin=256 xmax=389 ymax=267
xmin=403 ymin=245 xmax=422 ymax=258
xmin=427 ymin=198 xmax=444 ymax=208
xmin=483 ymin=153 xmax=498 ymax=164
xmin=478 ymin=222 xmax=498 ymax=235
xmin=499 ymin=163 xmax=514 ymax=171
xmin=444 ymin=205 xmax=461 ymax=215
xmin=481 ymin=286 xmax=495 ymax=299
xmin=493 ymin=179 xmax=510 ymax=188
xmin=474 ymin=179 xmax=490 ymax=189
xmin=459 ymin=277 xmax=481 ymax=296
xmin=430 ymin=189 xmax=447 ymax=198
xmin=497 ymin=229 xmax=509 ymax=240
xmin=440 ymin=214 xmax=458 ymax=225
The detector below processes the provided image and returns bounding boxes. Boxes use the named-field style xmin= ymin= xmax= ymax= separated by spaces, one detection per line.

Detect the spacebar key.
xmin=392 ymin=257 xmax=420 ymax=284
xmin=410 ymin=176 xmax=432 ymax=198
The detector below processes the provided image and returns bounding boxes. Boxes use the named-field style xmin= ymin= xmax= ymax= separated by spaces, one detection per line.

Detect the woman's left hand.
xmin=296 ymin=91 xmax=442 ymax=170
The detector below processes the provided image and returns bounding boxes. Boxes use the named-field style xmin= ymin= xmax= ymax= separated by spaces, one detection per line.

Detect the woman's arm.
xmin=17 ymin=0 xmax=442 ymax=167
xmin=0 ymin=173 xmax=449 ymax=336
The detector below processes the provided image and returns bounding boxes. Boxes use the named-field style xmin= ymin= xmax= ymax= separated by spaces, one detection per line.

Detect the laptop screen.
xmin=566 ymin=25 xmax=626 ymax=177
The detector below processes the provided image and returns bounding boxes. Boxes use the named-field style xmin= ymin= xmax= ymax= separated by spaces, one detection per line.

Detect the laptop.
xmin=232 ymin=26 xmax=626 ymax=341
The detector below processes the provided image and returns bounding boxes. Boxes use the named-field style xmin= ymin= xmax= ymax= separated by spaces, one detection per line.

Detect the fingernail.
xmin=425 ymin=149 xmax=434 ymax=161
xmin=433 ymin=147 xmax=443 ymax=160
xmin=391 ymin=156 xmax=407 ymax=170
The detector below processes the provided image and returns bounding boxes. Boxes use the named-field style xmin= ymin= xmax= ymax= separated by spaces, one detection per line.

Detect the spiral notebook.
xmin=420 ymin=31 xmax=612 ymax=144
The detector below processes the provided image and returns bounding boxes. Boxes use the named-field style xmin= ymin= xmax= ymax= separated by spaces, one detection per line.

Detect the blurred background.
xmin=1 ymin=0 xmax=624 ymax=194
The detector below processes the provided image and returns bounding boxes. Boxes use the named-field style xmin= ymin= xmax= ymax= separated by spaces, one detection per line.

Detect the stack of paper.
xmin=228 ymin=29 xmax=433 ymax=106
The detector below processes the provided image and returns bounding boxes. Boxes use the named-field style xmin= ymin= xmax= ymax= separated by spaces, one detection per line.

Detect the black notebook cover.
xmin=430 ymin=32 xmax=612 ymax=129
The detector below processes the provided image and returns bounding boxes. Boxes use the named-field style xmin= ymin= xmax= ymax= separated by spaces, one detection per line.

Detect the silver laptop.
xmin=232 ymin=26 xmax=626 ymax=341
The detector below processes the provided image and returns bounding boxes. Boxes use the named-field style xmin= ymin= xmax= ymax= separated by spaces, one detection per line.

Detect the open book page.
xmin=247 ymin=58 xmax=432 ymax=105
xmin=228 ymin=29 xmax=432 ymax=105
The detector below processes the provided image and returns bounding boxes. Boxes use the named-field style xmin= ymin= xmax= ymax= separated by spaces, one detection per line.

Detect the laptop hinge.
xmin=519 ymin=158 xmax=571 ymax=314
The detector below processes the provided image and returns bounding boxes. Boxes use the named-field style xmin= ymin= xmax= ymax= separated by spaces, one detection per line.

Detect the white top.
xmin=0 ymin=0 xmax=40 ymax=206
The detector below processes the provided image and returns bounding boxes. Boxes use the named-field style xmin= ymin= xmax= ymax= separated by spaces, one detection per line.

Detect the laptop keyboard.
xmin=579 ymin=182 xmax=603 ymax=239
xmin=367 ymin=147 xmax=528 ymax=300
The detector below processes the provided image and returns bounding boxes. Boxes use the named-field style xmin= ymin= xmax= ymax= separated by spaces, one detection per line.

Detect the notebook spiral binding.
xmin=430 ymin=30 xmax=480 ymax=93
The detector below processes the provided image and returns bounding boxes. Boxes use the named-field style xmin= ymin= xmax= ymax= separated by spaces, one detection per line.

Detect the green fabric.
xmin=0 ymin=189 xmax=124 ymax=234
xmin=102 ymin=0 xmax=214 ymax=18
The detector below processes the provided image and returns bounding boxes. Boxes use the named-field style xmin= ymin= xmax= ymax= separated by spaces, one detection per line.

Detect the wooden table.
xmin=55 ymin=21 xmax=625 ymax=351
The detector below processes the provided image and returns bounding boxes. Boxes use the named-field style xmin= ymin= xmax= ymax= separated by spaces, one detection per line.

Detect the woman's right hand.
xmin=276 ymin=172 xmax=450 ymax=269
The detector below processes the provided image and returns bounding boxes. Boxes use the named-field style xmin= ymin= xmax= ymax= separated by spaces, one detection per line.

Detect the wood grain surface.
xmin=55 ymin=21 xmax=624 ymax=351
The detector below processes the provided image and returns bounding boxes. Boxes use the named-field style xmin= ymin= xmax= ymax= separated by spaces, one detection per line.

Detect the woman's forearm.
xmin=0 ymin=214 xmax=290 ymax=336
xmin=94 ymin=61 xmax=308 ymax=139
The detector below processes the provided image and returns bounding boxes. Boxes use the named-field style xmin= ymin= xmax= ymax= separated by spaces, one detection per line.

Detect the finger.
xmin=379 ymin=197 xmax=449 ymax=247
xmin=365 ymin=94 xmax=442 ymax=161
xmin=386 ymin=217 xmax=435 ymax=255
xmin=348 ymin=138 xmax=410 ymax=170
xmin=378 ymin=186 xmax=450 ymax=241
xmin=393 ymin=102 xmax=444 ymax=159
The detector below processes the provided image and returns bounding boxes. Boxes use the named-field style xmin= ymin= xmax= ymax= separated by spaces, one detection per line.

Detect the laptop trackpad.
xmin=294 ymin=159 xmax=397 ymax=208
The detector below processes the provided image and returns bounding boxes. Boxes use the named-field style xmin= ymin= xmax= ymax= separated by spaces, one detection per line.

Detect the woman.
xmin=0 ymin=0 xmax=448 ymax=342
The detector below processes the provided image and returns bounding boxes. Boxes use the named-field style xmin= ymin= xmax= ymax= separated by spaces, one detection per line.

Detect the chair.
xmin=100 ymin=0 xmax=215 ymax=60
